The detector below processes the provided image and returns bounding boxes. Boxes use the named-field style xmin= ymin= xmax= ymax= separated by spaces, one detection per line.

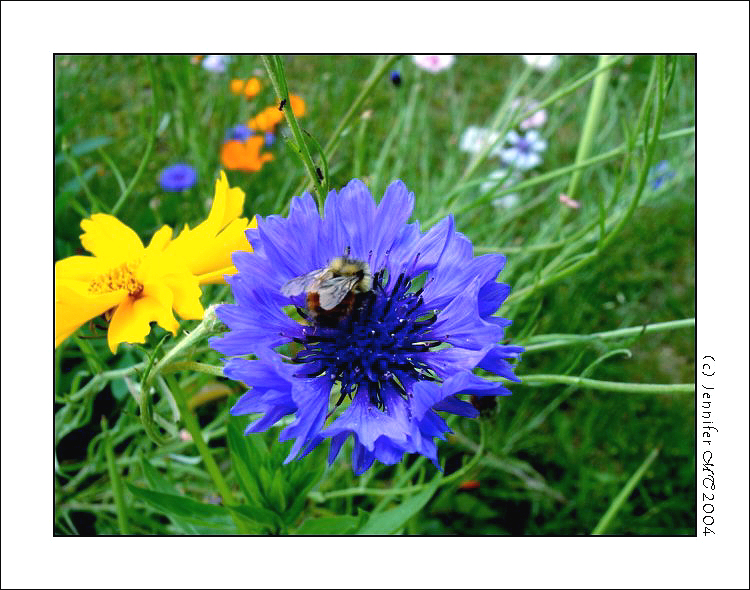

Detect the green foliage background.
xmin=54 ymin=54 xmax=695 ymax=535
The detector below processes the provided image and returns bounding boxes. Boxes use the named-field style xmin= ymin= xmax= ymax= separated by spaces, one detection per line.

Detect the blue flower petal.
xmin=322 ymin=386 xmax=409 ymax=451
xmin=279 ymin=377 xmax=331 ymax=462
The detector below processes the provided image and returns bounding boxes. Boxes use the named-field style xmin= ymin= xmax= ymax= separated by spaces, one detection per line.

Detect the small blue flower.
xmin=211 ymin=180 xmax=523 ymax=474
xmin=499 ymin=130 xmax=547 ymax=171
xmin=649 ymin=160 xmax=676 ymax=190
xmin=159 ymin=163 xmax=197 ymax=192
xmin=225 ymin=124 xmax=256 ymax=142
xmin=390 ymin=70 xmax=402 ymax=87
xmin=263 ymin=132 xmax=275 ymax=147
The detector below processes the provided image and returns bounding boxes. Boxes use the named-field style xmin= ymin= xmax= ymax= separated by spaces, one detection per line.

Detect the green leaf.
xmin=227 ymin=418 xmax=264 ymax=506
xmin=284 ymin=464 xmax=324 ymax=524
xmin=226 ymin=505 xmax=283 ymax=533
xmin=268 ymin=469 xmax=287 ymax=513
xmin=140 ymin=457 xmax=200 ymax=534
xmin=60 ymin=165 xmax=99 ymax=196
xmin=126 ymin=484 xmax=236 ymax=532
xmin=357 ymin=477 xmax=442 ymax=535
xmin=55 ymin=136 xmax=113 ymax=165
xmin=295 ymin=515 xmax=360 ymax=535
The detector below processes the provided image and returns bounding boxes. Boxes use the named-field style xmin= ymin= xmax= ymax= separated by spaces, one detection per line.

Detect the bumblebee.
xmin=281 ymin=256 xmax=373 ymax=324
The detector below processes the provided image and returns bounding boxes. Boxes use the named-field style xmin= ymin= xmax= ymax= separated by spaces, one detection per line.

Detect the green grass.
xmin=54 ymin=54 xmax=695 ymax=535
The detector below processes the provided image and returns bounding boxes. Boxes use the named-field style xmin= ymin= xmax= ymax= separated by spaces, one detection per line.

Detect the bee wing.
xmin=318 ymin=276 xmax=360 ymax=310
xmin=281 ymin=269 xmax=329 ymax=297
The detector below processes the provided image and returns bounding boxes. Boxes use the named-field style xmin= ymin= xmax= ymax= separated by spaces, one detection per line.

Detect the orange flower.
xmin=247 ymin=106 xmax=284 ymax=132
xmin=230 ymin=77 xmax=261 ymax=99
xmin=289 ymin=94 xmax=306 ymax=117
xmin=243 ymin=78 xmax=261 ymax=99
xmin=221 ymin=136 xmax=274 ymax=173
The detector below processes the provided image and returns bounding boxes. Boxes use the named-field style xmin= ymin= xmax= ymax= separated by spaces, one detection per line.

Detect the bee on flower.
xmin=211 ymin=180 xmax=523 ymax=474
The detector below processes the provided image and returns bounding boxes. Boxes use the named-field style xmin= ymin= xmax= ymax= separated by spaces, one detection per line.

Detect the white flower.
xmin=412 ymin=55 xmax=455 ymax=73
xmin=521 ymin=55 xmax=558 ymax=71
xmin=510 ymin=98 xmax=548 ymax=130
xmin=499 ymin=130 xmax=547 ymax=170
xmin=480 ymin=169 xmax=522 ymax=209
xmin=460 ymin=125 xmax=503 ymax=156
xmin=202 ymin=55 xmax=230 ymax=73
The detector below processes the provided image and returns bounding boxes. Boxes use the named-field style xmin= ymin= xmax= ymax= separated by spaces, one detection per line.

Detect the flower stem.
xmin=566 ymin=55 xmax=615 ymax=200
xmin=292 ymin=55 xmax=401 ymax=197
xmin=101 ymin=416 xmax=130 ymax=534
xmin=164 ymin=374 xmax=251 ymax=534
xmin=427 ymin=125 xmax=693 ymax=227
xmin=505 ymin=56 xmax=670 ymax=308
xmin=521 ymin=318 xmax=695 ymax=353
xmin=592 ymin=447 xmax=660 ymax=534
xmin=138 ymin=306 xmax=223 ymax=445
xmin=514 ymin=374 xmax=693 ymax=394
xmin=162 ymin=360 xmax=225 ymax=378
xmin=261 ymin=55 xmax=324 ymax=207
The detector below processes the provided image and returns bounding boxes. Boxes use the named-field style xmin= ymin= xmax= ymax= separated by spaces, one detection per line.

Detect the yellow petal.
xmin=163 ymin=173 xmax=251 ymax=278
xmin=161 ymin=273 xmax=204 ymax=320
xmin=148 ymin=225 xmax=174 ymax=252
xmin=196 ymin=265 xmax=238 ymax=285
xmin=210 ymin=170 xmax=246 ymax=231
xmin=182 ymin=217 xmax=254 ymax=280
xmin=55 ymin=279 xmax=128 ymax=347
xmin=80 ymin=214 xmax=144 ymax=262
xmin=55 ymin=255 xmax=107 ymax=281
xmin=106 ymin=284 xmax=179 ymax=353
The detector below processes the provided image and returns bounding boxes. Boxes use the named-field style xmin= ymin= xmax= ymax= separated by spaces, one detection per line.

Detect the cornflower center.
xmin=88 ymin=259 xmax=143 ymax=297
xmin=515 ymin=137 xmax=531 ymax=153
xmin=292 ymin=270 xmax=441 ymax=409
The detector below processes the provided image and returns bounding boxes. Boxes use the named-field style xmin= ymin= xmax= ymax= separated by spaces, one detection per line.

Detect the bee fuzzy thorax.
xmin=328 ymin=257 xmax=372 ymax=292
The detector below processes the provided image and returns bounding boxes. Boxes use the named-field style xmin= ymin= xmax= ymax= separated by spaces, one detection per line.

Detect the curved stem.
xmin=515 ymin=374 xmax=693 ymax=394
xmin=521 ymin=318 xmax=695 ymax=353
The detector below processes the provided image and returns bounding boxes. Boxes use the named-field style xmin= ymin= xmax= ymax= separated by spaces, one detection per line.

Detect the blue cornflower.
xmin=263 ymin=131 xmax=275 ymax=147
xmin=649 ymin=160 xmax=676 ymax=190
xmin=159 ymin=163 xmax=197 ymax=192
xmin=211 ymin=180 xmax=523 ymax=474
xmin=225 ymin=124 xmax=256 ymax=142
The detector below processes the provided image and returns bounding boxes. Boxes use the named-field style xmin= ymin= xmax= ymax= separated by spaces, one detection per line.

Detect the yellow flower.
xmin=165 ymin=171 xmax=256 ymax=284
xmin=55 ymin=171 xmax=254 ymax=352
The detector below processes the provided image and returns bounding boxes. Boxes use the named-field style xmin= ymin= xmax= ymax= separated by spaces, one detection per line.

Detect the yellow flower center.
xmin=88 ymin=260 xmax=144 ymax=297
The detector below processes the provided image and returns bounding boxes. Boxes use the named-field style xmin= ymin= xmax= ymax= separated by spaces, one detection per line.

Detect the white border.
xmin=2 ymin=2 xmax=748 ymax=589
